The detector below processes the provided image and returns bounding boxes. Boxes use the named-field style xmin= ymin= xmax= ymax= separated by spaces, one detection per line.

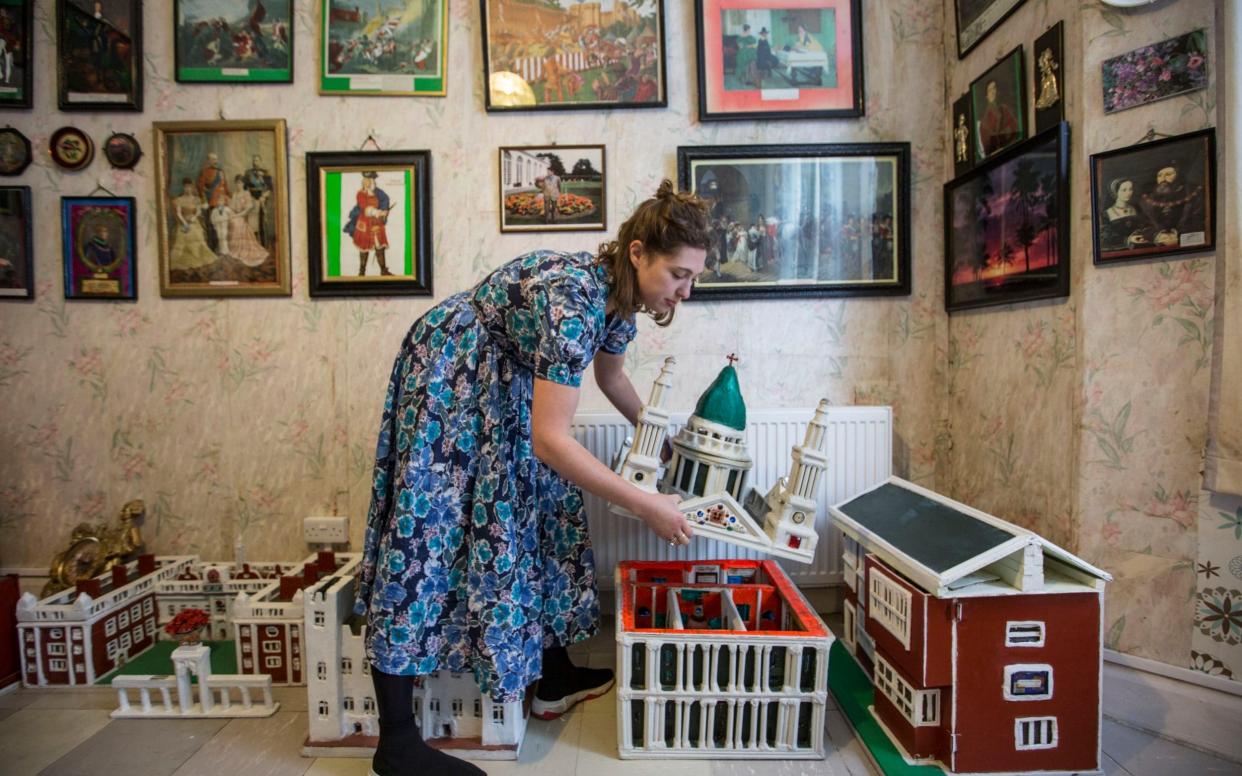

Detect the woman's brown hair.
xmin=597 ymin=179 xmax=711 ymax=326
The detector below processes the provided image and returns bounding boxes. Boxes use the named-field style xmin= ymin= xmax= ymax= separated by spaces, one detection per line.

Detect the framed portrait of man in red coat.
xmin=970 ymin=46 xmax=1026 ymax=164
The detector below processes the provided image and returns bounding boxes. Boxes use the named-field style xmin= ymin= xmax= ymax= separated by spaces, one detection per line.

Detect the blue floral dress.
xmin=354 ymin=250 xmax=637 ymax=702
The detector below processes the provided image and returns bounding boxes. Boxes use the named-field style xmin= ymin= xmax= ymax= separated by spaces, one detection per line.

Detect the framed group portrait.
xmin=695 ymin=0 xmax=863 ymax=121
xmin=499 ymin=145 xmax=605 ymax=233
xmin=954 ymin=0 xmax=1025 ymax=59
xmin=174 ymin=0 xmax=293 ymax=83
xmin=305 ymin=149 xmax=433 ymax=297
xmin=677 ymin=142 xmax=910 ymax=301
xmin=0 ymin=0 xmax=33 ymax=109
xmin=319 ymin=0 xmax=446 ymax=96
xmin=0 ymin=185 xmax=32 ymax=299
xmin=153 ymin=119 xmax=290 ymax=297
xmin=61 ymin=196 xmax=136 ymax=300
xmin=56 ymin=0 xmax=143 ymax=111
xmin=971 ymin=46 xmax=1025 ymax=163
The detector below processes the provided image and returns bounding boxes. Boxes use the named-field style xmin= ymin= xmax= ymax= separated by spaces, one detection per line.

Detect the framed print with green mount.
xmin=319 ymin=0 xmax=446 ymax=96
xmin=971 ymin=45 xmax=1025 ymax=163
xmin=174 ymin=0 xmax=293 ymax=83
xmin=0 ymin=185 xmax=32 ymax=299
xmin=56 ymin=0 xmax=143 ymax=111
xmin=61 ymin=195 xmax=137 ymax=300
xmin=0 ymin=0 xmax=33 ymax=109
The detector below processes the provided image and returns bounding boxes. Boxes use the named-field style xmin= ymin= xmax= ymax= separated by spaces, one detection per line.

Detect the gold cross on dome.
xmin=726 ymin=353 xmax=738 ymax=367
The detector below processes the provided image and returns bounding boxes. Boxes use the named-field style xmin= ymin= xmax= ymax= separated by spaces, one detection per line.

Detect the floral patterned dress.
xmin=354 ymin=250 xmax=637 ymax=702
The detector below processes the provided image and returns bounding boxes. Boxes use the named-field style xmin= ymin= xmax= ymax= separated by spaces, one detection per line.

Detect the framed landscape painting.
xmin=61 ymin=196 xmax=137 ymax=300
xmin=320 ymin=0 xmax=446 ymax=96
xmin=0 ymin=185 xmax=32 ymax=299
xmin=499 ymin=145 xmax=605 ymax=233
xmin=57 ymin=0 xmax=143 ymax=111
xmin=175 ymin=0 xmax=293 ymax=83
xmin=0 ymin=0 xmax=33 ymax=109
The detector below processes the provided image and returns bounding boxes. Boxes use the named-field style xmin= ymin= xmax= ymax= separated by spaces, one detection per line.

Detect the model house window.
xmin=147 ymin=621 xmax=156 ymax=637
xmin=843 ymin=600 xmax=857 ymax=651
xmin=263 ymin=640 xmax=281 ymax=653
xmin=243 ymin=658 xmax=253 ymax=669
xmin=1006 ymin=622 xmax=1046 ymax=647
xmin=47 ymin=643 xmax=66 ymax=655
xmin=1015 ymin=717 xmax=1058 ymax=749
xmin=120 ymin=633 xmax=132 ymax=650
xmin=266 ymin=626 xmax=279 ymax=637
xmin=49 ymin=659 xmax=66 ymax=671
xmin=119 ymin=611 xmax=130 ymax=629
xmin=362 ymin=661 xmax=371 ymax=676
xmin=474 ymin=699 xmax=482 ymax=718
xmin=492 ymin=705 xmax=505 ymax=724
xmin=1004 ymin=664 xmax=1053 ymax=700
xmin=429 ymin=699 xmax=439 ymax=714
xmin=317 ymin=661 xmax=327 ymax=680
xmin=868 ymin=566 xmax=912 ymax=650
xmin=73 ymin=644 xmax=82 ymax=655
xmin=131 ymin=604 xmax=141 ymax=620
xmin=265 ymin=656 xmax=282 ymax=668
xmin=314 ymin=611 xmax=325 ymax=627
xmin=105 ymin=619 xmax=117 ymax=637
xmin=364 ymin=697 xmax=375 ymax=713
xmin=215 ymin=600 xmax=226 ymax=614
xmin=242 ymin=642 xmax=252 ymax=653
xmin=50 ymin=628 xmax=63 ymax=639
xmin=341 ymin=658 xmax=352 ymax=674
xmin=144 ymin=599 xmax=153 ymax=615
xmin=318 ymin=701 xmax=330 ymax=717
xmin=452 ymin=699 xmax=463 ymax=717
xmin=874 ymin=656 xmax=940 ymax=727
xmin=72 ymin=628 xmax=82 ymax=640
xmin=107 ymin=640 xmax=118 ymax=658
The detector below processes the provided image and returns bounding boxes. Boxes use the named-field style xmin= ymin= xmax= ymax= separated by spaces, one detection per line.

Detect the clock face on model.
xmin=57 ymin=537 xmax=102 ymax=585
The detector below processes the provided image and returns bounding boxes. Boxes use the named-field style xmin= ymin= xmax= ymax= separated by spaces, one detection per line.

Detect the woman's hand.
xmin=634 ymin=491 xmax=694 ymax=547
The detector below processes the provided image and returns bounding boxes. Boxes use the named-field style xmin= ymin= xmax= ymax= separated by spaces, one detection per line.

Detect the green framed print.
xmin=174 ymin=0 xmax=293 ymax=83
xmin=319 ymin=0 xmax=447 ymax=96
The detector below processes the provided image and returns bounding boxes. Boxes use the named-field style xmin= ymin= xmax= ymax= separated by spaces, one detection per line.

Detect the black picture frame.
xmin=1032 ymin=21 xmax=1063 ymax=134
xmin=61 ymin=195 xmax=137 ymax=300
xmin=0 ymin=0 xmax=34 ymax=110
xmin=103 ymin=131 xmax=141 ymax=169
xmin=677 ymin=142 xmax=911 ymax=301
xmin=499 ymin=145 xmax=606 ymax=233
xmin=56 ymin=0 xmax=143 ymax=112
xmin=174 ymin=0 xmax=293 ymax=84
xmin=944 ymin=122 xmax=1070 ymax=313
xmin=0 ymin=184 xmax=32 ymax=299
xmin=955 ymin=0 xmax=1026 ymax=60
xmin=970 ymin=45 xmax=1026 ymax=164
xmin=952 ymin=92 xmax=974 ymax=178
xmin=305 ymin=149 xmax=433 ymax=298
xmin=0 ymin=126 xmax=32 ymax=176
xmin=1089 ymin=128 xmax=1215 ymax=266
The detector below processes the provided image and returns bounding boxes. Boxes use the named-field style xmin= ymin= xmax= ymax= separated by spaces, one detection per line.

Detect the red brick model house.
xmin=829 ymin=477 xmax=1112 ymax=774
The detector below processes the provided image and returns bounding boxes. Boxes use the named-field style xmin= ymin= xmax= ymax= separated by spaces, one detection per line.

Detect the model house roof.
xmin=692 ymin=362 xmax=746 ymax=430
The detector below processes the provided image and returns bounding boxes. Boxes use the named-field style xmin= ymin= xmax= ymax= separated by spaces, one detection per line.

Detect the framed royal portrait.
xmin=481 ymin=0 xmax=667 ymax=112
xmin=951 ymin=92 xmax=973 ymax=178
xmin=61 ymin=196 xmax=136 ymax=300
xmin=695 ymin=0 xmax=863 ymax=121
xmin=153 ymin=119 xmax=290 ymax=297
xmin=1090 ymin=128 xmax=1215 ymax=266
xmin=56 ymin=0 xmax=143 ymax=111
xmin=174 ymin=0 xmax=293 ymax=83
xmin=0 ymin=185 xmax=32 ymax=299
xmin=1102 ymin=29 xmax=1207 ymax=115
xmin=305 ymin=150 xmax=432 ymax=297
xmin=678 ymin=142 xmax=910 ymax=300
xmin=319 ymin=0 xmax=446 ymax=96
xmin=955 ymin=0 xmax=1025 ymax=59
xmin=944 ymin=122 xmax=1070 ymax=313
xmin=0 ymin=0 xmax=33 ymax=109
xmin=971 ymin=46 xmax=1025 ymax=163
xmin=1032 ymin=21 xmax=1063 ymax=133
xmin=499 ymin=145 xmax=605 ymax=233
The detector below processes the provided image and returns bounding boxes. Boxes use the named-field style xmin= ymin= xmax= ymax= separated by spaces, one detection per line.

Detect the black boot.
xmin=358 ymin=251 xmax=369 ymax=276
xmin=377 ymin=248 xmax=393 ymax=276
xmin=370 ymin=668 xmax=485 ymax=776
xmin=532 ymin=645 xmax=614 ymax=720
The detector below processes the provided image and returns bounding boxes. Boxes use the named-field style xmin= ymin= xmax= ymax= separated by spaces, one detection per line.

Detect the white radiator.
xmin=573 ymin=406 xmax=892 ymax=590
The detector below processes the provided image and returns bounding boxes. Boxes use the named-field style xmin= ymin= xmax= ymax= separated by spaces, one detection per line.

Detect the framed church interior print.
xmin=56 ymin=0 xmax=143 ymax=111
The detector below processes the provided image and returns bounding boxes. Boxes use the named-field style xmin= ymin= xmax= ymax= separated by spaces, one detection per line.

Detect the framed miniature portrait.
xmin=955 ymin=0 xmax=1025 ymax=59
xmin=1032 ymin=21 xmax=1063 ymax=133
xmin=0 ymin=0 xmax=33 ymax=109
xmin=56 ymin=0 xmax=143 ymax=111
xmin=481 ymin=0 xmax=667 ymax=112
xmin=49 ymin=126 xmax=94 ymax=171
xmin=970 ymin=46 xmax=1025 ymax=163
xmin=1090 ymin=128 xmax=1215 ymax=266
xmin=499 ymin=145 xmax=605 ymax=233
xmin=1102 ymin=29 xmax=1207 ymax=115
xmin=305 ymin=149 xmax=433 ymax=297
xmin=61 ymin=195 xmax=136 ymax=300
xmin=174 ymin=0 xmax=293 ymax=83
xmin=153 ymin=119 xmax=290 ymax=297
xmin=319 ymin=0 xmax=446 ymax=96
xmin=951 ymin=92 xmax=973 ymax=178
xmin=0 ymin=126 xmax=31 ymax=175
xmin=0 ymin=185 xmax=32 ymax=299
xmin=695 ymin=0 xmax=863 ymax=121
xmin=944 ymin=123 xmax=1070 ymax=313
xmin=103 ymin=131 xmax=141 ymax=169
xmin=677 ymin=142 xmax=911 ymax=301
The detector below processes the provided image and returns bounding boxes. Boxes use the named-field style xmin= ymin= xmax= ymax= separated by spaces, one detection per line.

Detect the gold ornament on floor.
xmin=42 ymin=499 xmax=145 ymax=597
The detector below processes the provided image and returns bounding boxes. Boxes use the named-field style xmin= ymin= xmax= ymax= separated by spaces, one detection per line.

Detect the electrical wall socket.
xmin=304 ymin=516 xmax=349 ymax=545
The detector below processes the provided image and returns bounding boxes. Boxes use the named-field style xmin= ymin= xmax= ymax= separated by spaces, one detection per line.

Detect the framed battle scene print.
xmin=944 ymin=122 xmax=1070 ymax=313
xmin=0 ymin=0 xmax=33 ymax=109
xmin=1090 ymin=128 xmax=1215 ymax=266
xmin=695 ymin=0 xmax=863 ymax=121
xmin=1102 ymin=29 xmax=1207 ymax=115
xmin=499 ymin=145 xmax=605 ymax=233
xmin=1032 ymin=21 xmax=1062 ymax=133
xmin=56 ymin=0 xmax=143 ymax=111
xmin=175 ymin=0 xmax=293 ymax=83
xmin=154 ymin=119 xmax=290 ymax=297
xmin=0 ymin=185 xmax=32 ymax=299
xmin=482 ymin=0 xmax=666 ymax=112
xmin=320 ymin=0 xmax=446 ymax=96
xmin=971 ymin=46 xmax=1025 ymax=163
xmin=305 ymin=150 xmax=433 ymax=297
xmin=955 ymin=0 xmax=1024 ymax=59
xmin=61 ymin=196 xmax=136 ymax=300
xmin=951 ymin=92 xmax=973 ymax=178
xmin=678 ymin=142 xmax=910 ymax=301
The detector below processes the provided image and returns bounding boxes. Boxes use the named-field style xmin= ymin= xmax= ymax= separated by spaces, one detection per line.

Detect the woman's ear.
xmin=628 ymin=239 xmax=644 ymax=268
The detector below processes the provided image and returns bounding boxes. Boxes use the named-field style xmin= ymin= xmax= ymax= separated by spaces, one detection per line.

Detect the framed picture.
xmin=1090 ymin=128 xmax=1215 ymax=266
xmin=319 ymin=0 xmax=446 ymax=96
xmin=971 ymin=46 xmax=1025 ymax=163
xmin=482 ymin=0 xmax=667 ymax=112
xmin=677 ymin=142 xmax=910 ymax=300
xmin=0 ymin=0 xmax=33 ymax=109
xmin=1102 ymin=29 xmax=1207 ymax=115
xmin=955 ymin=0 xmax=1025 ymax=59
xmin=174 ymin=0 xmax=293 ymax=83
xmin=694 ymin=0 xmax=863 ymax=121
xmin=1032 ymin=21 xmax=1062 ymax=133
xmin=305 ymin=150 xmax=433 ymax=297
xmin=153 ymin=119 xmax=290 ymax=297
xmin=61 ymin=196 xmax=136 ymax=300
xmin=944 ymin=122 xmax=1070 ymax=313
xmin=499 ymin=145 xmax=605 ymax=233
xmin=0 ymin=126 xmax=31 ymax=175
xmin=56 ymin=0 xmax=143 ymax=111
xmin=103 ymin=131 xmax=141 ymax=169
xmin=0 ymin=185 xmax=32 ymax=299
xmin=951 ymin=92 xmax=973 ymax=178
xmin=49 ymin=126 xmax=94 ymax=171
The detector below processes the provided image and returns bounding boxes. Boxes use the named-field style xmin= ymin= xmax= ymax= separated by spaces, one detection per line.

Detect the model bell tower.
xmin=619 ymin=356 xmax=676 ymax=492
xmin=761 ymin=399 xmax=831 ymax=555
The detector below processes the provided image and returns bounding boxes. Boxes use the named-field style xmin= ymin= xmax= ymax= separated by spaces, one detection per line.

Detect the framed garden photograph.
xmin=1090 ymin=127 xmax=1215 ymax=266
xmin=695 ymin=0 xmax=863 ymax=121
xmin=482 ymin=0 xmax=666 ymax=112
xmin=0 ymin=185 xmax=32 ymax=299
xmin=174 ymin=0 xmax=293 ymax=83
xmin=944 ymin=122 xmax=1070 ymax=313
xmin=499 ymin=145 xmax=605 ymax=233
xmin=677 ymin=142 xmax=910 ymax=301
xmin=1102 ymin=29 xmax=1207 ymax=115
xmin=153 ymin=119 xmax=290 ymax=297
xmin=955 ymin=0 xmax=1025 ymax=59
xmin=0 ymin=0 xmax=33 ymax=109
xmin=319 ymin=0 xmax=446 ymax=96
xmin=971 ymin=45 xmax=1025 ymax=163
xmin=305 ymin=149 xmax=433 ymax=297
xmin=56 ymin=0 xmax=143 ymax=111
xmin=1032 ymin=21 xmax=1062 ymax=133
xmin=61 ymin=195 xmax=136 ymax=300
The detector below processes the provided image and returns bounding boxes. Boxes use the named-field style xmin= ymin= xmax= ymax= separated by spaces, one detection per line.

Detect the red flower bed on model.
xmin=163 ymin=607 xmax=210 ymax=637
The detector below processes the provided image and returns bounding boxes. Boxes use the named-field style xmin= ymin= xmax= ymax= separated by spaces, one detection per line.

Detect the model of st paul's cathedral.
xmin=613 ymin=356 xmax=830 ymax=563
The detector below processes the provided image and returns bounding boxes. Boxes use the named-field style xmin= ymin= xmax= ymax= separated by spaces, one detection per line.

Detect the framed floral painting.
xmin=499 ymin=145 xmax=605 ymax=233
xmin=61 ymin=195 xmax=137 ymax=300
xmin=1102 ymin=29 xmax=1208 ymax=115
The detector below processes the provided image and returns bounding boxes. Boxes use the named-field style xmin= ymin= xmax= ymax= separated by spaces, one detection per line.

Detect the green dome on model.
xmin=693 ymin=359 xmax=746 ymax=431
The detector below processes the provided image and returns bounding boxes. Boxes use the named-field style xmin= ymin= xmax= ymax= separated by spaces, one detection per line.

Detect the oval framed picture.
xmin=49 ymin=126 xmax=94 ymax=172
xmin=0 ymin=127 xmax=33 ymax=176
xmin=103 ymin=132 xmax=142 ymax=170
